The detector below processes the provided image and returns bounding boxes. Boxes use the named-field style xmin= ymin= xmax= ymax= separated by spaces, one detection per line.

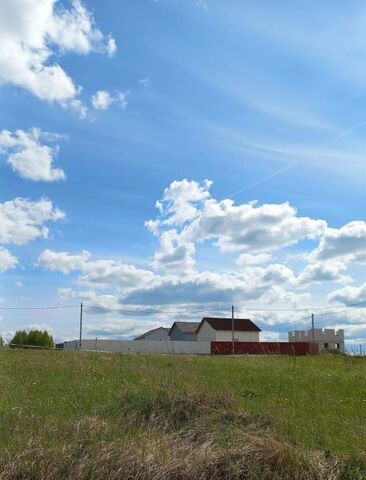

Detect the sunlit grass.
xmin=0 ymin=349 xmax=365 ymax=479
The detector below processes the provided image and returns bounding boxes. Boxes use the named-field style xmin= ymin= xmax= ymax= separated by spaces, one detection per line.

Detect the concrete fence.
xmin=64 ymin=339 xmax=211 ymax=355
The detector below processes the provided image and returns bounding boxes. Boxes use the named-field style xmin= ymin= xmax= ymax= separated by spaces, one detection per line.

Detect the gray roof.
xmin=168 ymin=322 xmax=200 ymax=335
xmin=134 ymin=327 xmax=169 ymax=340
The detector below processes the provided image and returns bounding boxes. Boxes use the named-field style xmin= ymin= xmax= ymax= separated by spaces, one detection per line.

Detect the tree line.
xmin=9 ymin=330 xmax=54 ymax=348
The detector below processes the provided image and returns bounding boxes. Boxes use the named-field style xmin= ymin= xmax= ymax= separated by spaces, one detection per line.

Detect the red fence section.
xmin=211 ymin=341 xmax=319 ymax=356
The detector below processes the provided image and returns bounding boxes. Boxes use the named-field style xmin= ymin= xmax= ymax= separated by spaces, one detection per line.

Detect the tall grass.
xmin=0 ymin=349 xmax=365 ymax=479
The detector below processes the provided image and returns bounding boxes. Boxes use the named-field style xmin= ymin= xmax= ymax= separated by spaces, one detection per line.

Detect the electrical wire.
xmin=0 ymin=301 xmax=365 ymax=315
xmin=0 ymin=304 xmax=80 ymax=310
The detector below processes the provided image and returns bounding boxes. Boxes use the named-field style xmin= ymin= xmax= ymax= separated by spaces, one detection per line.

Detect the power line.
xmin=315 ymin=305 xmax=366 ymax=317
xmin=0 ymin=301 xmax=365 ymax=315
xmin=0 ymin=304 xmax=80 ymax=311
xmin=235 ymin=302 xmax=366 ymax=313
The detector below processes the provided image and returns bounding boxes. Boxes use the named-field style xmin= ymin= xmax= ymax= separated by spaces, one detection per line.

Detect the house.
xmin=288 ymin=328 xmax=344 ymax=352
xmin=196 ymin=317 xmax=261 ymax=342
xmin=169 ymin=322 xmax=200 ymax=341
xmin=134 ymin=327 xmax=170 ymax=341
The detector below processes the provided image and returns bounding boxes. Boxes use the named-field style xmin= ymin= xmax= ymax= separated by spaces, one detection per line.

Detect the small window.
xmin=336 ymin=343 xmax=340 ymax=349
xmin=324 ymin=342 xmax=329 ymax=349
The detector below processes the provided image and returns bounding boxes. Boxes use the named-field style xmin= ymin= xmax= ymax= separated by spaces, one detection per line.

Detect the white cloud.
xmin=58 ymin=287 xmax=121 ymax=312
xmin=106 ymin=36 xmax=117 ymax=57
xmin=328 ymin=283 xmax=366 ymax=305
xmin=33 ymin=180 xmax=365 ymax=325
xmin=296 ymin=262 xmax=352 ymax=286
xmin=260 ymin=330 xmax=283 ymax=342
xmin=39 ymin=248 xmax=309 ymax=309
xmin=38 ymin=249 xmax=91 ymax=274
xmin=0 ymin=128 xmax=65 ymax=181
xmin=309 ymin=221 xmax=366 ymax=264
xmin=236 ymin=253 xmax=272 ymax=266
xmin=0 ymin=247 xmax=18 ymax=273
xmin=147 ymin=178 xmax=326 ymax=271
xmin=87 ymin=317 xmax=164 ymax=339
xmin=152 ymin=178 xmax=212 ymax=227
xmin=152 ymin=229 xmax=195 ymax=272
xmin=0 ymin=198 xmax=64 ymax=245
xmin=187 ymin=198 xmax=326 ymax=253
xmin=138 ymin=77 xmax=151 ymax=87
xmin=38 ymin=249 xmax=157 ymax=293
xmin=0 ymin=0 xmax=116 ymax=107
xmin=91 ymin=90 xmax=129 ymax=110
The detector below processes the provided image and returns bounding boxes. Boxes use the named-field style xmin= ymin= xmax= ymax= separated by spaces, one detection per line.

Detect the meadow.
xmin=0 ymin=349 xmax=365 ymax=479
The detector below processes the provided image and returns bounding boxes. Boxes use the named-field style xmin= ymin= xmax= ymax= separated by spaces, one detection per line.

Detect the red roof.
xmin=198 ymin=317 xmax=261 ymax=333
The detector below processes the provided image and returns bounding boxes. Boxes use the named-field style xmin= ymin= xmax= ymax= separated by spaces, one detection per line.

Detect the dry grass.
xmin=1 ymin=416 xmax=365 ymax=480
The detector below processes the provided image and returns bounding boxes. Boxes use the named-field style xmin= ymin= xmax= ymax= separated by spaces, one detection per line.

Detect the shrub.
xmin=10 ymin=329 xmax=54 ymax=348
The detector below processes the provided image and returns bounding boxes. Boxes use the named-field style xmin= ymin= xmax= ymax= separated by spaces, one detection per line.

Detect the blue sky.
xmin=0 ymin=0 xmax=365 ymax=347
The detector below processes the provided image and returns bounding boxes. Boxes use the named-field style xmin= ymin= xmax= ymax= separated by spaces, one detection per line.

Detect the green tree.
xmin=10 ymin=330 xmax=54 ymax=348
xmin=10 ymin=330 xmax=28 ymax=347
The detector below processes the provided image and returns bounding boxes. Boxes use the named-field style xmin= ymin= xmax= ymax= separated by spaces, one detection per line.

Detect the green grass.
xmin=0 ymin=349 xmax=365 ymax=479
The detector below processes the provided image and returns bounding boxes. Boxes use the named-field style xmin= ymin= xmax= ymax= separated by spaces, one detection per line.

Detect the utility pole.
xmin=311 ymin=313 xmax=315 ymax=344
xmin=231 ymin=305 xmax=235 ymax=355
xmin=79 ymin=302 xmax=83 ymax=350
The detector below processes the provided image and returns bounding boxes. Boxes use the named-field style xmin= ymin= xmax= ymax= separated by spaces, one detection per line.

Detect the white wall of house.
xmin=196 ymin=322 xmax=216 ymax=341
xmin=196 ymin=321 xmax=260 ymax=342
xmin=64 ymin=339 xmax=211 ymax=355
xmin=215 ymin=331 xmax=260 ymax=342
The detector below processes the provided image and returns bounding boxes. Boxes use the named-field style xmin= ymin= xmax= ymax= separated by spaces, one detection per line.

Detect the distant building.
xmin=169 ymin=322 xmax=200 ymax=341
xmin=196 ymin=317 xmax=261 ymax=342
xmin=134 ymin=327 xmax=169 ymax=341
xmin=288 ymin=328 xmax=344 ymax=352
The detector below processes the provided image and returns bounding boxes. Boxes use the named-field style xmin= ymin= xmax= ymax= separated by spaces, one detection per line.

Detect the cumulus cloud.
xmin=0 ymin=128 xmax=65 ymax=181
xmin=34 ymin=180 xmax=365 ymax=326
xmin=152 ymin=178 xmax=212 ymax=227
xmin=308 ymin=221 xmax=366 ymax=264
xmin=59 ymin=287 xmax=121 ymax=313
xmin=0 ymin=198 xmax=64 ymax=245
xmin=186 ymin=198 xmax=326 ymax=253
xmin=0 ymin=0 xmax=116 ymax=108
xmin=296 ymin=262 xmax=352 ymax=286
xmin=151 ymin=230 xmax=195 ymax=272
xmin=0 ymin=247 xmax=18 ymax=273
xmin=328 ymin=283 xmax=366 ymax=305
xmin=38 ymin=249 xmax=157 ymax=292
xmin=147 ymin=178 xmax=326 ymax=272
xmin=236 ymin=253 xmax=272 ymax=266
xmin=39 ymin=248 xmax=311 ymax=310
xmin=38 ymin=249 xmax=91 ymax=274
xmin=87 ymin=317 xmax=164 ymax=339
xmin=91 ymin=90 xmax=128 ymax=110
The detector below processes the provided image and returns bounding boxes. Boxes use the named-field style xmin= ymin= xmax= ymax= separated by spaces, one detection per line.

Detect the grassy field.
xmin=0 ymin=349 xmax=365 ymax=479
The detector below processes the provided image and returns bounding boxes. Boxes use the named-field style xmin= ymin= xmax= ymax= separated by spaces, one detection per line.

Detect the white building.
xmin=288 ymin=328 xmax=344 ymax=352
xmin=134 ymin=327 xmax=169 ymax=341
xmin=196 ymin=317 xmax=261 ymax=342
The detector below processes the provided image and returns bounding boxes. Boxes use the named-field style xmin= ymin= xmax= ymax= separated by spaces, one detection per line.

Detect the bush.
xmin=10 ymin=329 xmax=54 ymax=348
